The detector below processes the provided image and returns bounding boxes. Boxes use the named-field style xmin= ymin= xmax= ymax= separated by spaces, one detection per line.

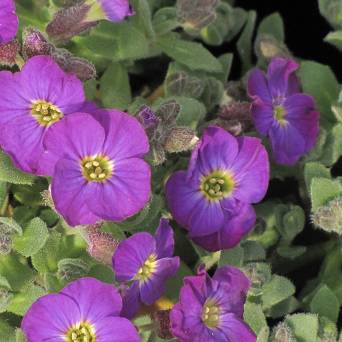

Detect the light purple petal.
xmin=87 ymin=158 xmax=151 ymax=222
xmin=51 ymin=157 xmax=101 ymax=226
xmin=95 ymin=316 xmax=140 ymax=342
xmin=166 ymin=171 xmax=203 ymax=230
xmin=218 ymin=313 xmax=256 ymax=342
xmin=90 ymin=108 xmax=149 ymax=161
xmin=140 ymin=257 xmax=180 ymax=305
xmin=192 ymin=203 xmax=256 ymax=252
xmin=0 ymin=0 xmax=18 ymax=44
xmin=61 ymin=278 xmax=122 ymax=323
xmin=267 ymin=58 xmax=299 ymax=98
xmin=247 ymin=68 xmax=272 ymax=103
xmin=155 ymin=218 xmax=175 ymax=259
xmin=22 ymin=293 xmax=81 ymax=342
xmin=232 ymin=136 xmax=269 ymax=204
xmin=39 ymin=113 xmax=106 ymax=176
xmin=250 ymin=101 xmax=274 ymax=135
xmin=120 ymin=282 xmax=141 ymax=319
xmin=97 ymin=0 xmax=133 ymax=22
xmin=113 ymin=232 xmax=156 ymax=282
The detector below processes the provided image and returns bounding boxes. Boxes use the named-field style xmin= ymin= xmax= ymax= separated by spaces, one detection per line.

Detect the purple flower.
xmin=112 ymin=218 xmax=180 ymax=318
xmin=0 ymin=0 xmax=18 ymax=44
xmin=0 ymin=56 xmax=85 ymax=174
xmin=22 ymin=277 xmax=140 ymax=342
xmin=39 ymin=109 xmax=151 ymax=226
xmin=85 ymin=0 xmax=133 ymax=22
xmin=170 ymin=265 xmax=256 ymax=342
xmin=166 ymin=126 xmax=269 ymax=251
xmin=248 ymin=57 xmax=319 ymax=165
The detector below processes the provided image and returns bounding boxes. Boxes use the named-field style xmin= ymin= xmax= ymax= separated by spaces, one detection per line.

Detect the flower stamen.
xmin=135 ymin=254 xmax=157 ymax=283
xmin=81 ymin=155 xmax=113 ymax=182
xmin=31 ymin=100 xmax=63 ymax=127
xmin=65 ymin=321 xmax=95 ymax=342
xmin=273 ymin=105 xmax=288 ymax=126
xmin=202 ymin=299 xmax=221 ymax=329
xmin=200 ymin=171 xmax=235 ymax=201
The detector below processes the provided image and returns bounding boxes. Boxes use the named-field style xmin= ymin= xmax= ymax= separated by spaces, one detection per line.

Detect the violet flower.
xmin=166 ymin=126 xmax=269 ymax=251
xmin=39 ymin=109 xmax=151 ymax=226
xmin=0 ymin=56 xmax=85 ymax=174
xmin=248 ymin=57 xmax=319 ymax=165
xmin=113 ymin=219 xmax=180 ymax=318
xmin=0 ymin=0 xmax=18 ymax=44
xmin=170 ymin=266 xmax=256 ymax=342
xmin=22 ymin=277 xmax=140 ymax=342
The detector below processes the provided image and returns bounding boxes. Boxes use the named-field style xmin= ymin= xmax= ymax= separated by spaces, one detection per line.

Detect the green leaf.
xmin=88 ymin=264 xmax=115 ymax=283
xmin=324 ymin=30 xmax=342 ymax=51
xmin=298 ymin=61 xmax=340 ymax=126
xmin=257 ymin=12 xmax=284 ymax=41
xmin=165 ymin=262 xmax=192 ymax=301
xmin=0 ymin=217 xmax=22 ymax=235
xmin=7 ymin=283 xmax=46 ymax=316
xmin=157 ymin=34 xmax=223 ymax=73
xmin=0 ymin=319 xmax=15 ymax=342
xmin=256 ymin=326 xmax=270 ymax=342
xmin=100 ymin=62 xmax=132 ymax=110
xmin=242 ymin=241 xmax=266 ymax=262
xmin=13 ymin=218 xmax=49 ymax=257
xmin=310 ymin=178 xmax=342 ymax=212
xmin=244 ymin=302 xmax=267 ymax=335
xmin=130 ymin=0 xmax=155 ymax=39
xmin=320 ymin=123 xmax=342 ymax=166
xmin=262 ymin=275 xmax=295 ymax=310
xmin=15 ymin=329 xmax=27 ymax=342
xmin=152 ymin=7 xmax=179 ymax=35
xmin=237 ymin=10 xmax=257 ymax=72
xmin=310 ymin=285 xmax=340 ymax=322
xmin=217 ymin=53 xmax=234 ymax=83
xmin=304 ymin=162 xmax=331 ymax=192
xmin=0 ymin=151 xmax=35 ymax=185
xmin=285 ymin=313 xmax=319 ymax=342
xmin=219 ymin=244 xmax=244 ymax=267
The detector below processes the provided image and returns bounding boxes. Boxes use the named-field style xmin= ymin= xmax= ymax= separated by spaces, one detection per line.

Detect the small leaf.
xmin=219 ymin=244 xmax=244 ymax=267
xmin=157 ymin=34 xmax=223 ymax=73
xmin=0 ymin=151 xmax=35 ymax=185
xmin=257 ymin=12 xmax=284 ymax=41
xmin=324 ymin=30 xmax=342 ymax=52
xmin=0 ymin=217 xmax=22 ymax=235
xmin=244 ymin=302 xmax=267 ymax=335
xmin=304 ymin=162 xmax=331 ymax=192
xmin=13 ymin=218 xmax=49 ymax=257
xmin=285 ymin=313 xmax=319 ymax=342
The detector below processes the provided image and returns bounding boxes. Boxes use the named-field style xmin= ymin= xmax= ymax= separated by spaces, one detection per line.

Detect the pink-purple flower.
xmin=86 ymin=0 xmax=134 ymax=22
xmin=113 ymin=219 xmax=180 ymax=318
xmin=0 ymin=0 xmax=18 ymax=44
xmin=248 ymin=57 xmax=319 ymax=165
xmin=170 ymin=265 xmax=256 ymax=342
xmin=22 ymin=277 xmax=139 ymax=342
xmin=166 ymin=126 xmax=269 ymax=252
xmin=39 ymin=109 xmax=151 ymax=226
xmin=0 ymin=56 xmax=85 ymax=174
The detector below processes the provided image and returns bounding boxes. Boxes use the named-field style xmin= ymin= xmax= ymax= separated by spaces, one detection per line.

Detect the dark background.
xmin=235 ymin=0 xmax=341 ymax=80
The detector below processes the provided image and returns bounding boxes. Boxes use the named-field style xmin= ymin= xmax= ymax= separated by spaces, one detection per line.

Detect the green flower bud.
xmin=0 ymin=224 xmax=13 ymax=255
xmin=271 ymin=323 xmax=295 ymax=342
xmin=312 ymin=197 xmax=342 ymax=234
xmin=164 ymin=127 xmax=199 ymax=153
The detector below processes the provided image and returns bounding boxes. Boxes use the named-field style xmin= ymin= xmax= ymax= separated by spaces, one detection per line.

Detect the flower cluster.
xmin=248 ymin=57 xmax=319 ymax=165
xmin=166 ymin=126 xmax=269 ymax=251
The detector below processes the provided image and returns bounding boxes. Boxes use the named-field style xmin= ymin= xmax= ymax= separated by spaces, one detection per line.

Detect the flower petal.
xmin=247 ymin=68 xmax=272 ymax=103
xmin=87 ymin=158 xmax=151 ymax=222
xmin=155 ymin=218 xmax=175 ymax=259
xmin=61 ymin=278 xmax=122 ymax=323
xmin=97 ymin=0 xmax=133 ymax=22
xmin=0 ymin=0 xmax=18 ymax=44
xmin=22 ymin=293 xmax=81 ymax=342
xmin=113 ymin=232 xmax=156 ymax=282
xmin=250 ymin=101 xmax=274 ymax=135
xmin=140 ymin=257 xmax=180 ymax=305
xmin=120 ymin=282 xmax=141 ymax=319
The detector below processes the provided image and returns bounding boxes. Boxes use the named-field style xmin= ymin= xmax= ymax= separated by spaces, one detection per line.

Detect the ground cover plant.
xmin=1 ymin=0 xmax=342 ymax=341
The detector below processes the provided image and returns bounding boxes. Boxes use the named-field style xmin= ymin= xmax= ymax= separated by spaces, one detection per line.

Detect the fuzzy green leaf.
xmin=304 ymin=162 xmax=331 ymax=192
xmin=257 ymin=12 xmax=284 ymax=41
xmin=244 ymin=302 xmax=267 ymax=335
xmin=285 ymin=313 xmax=319 ymax=342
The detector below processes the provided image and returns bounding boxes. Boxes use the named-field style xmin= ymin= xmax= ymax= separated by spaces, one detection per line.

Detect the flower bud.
xmin=57 ymin=258 xmax=90 ymax=281
xmin=164 ymin=126 xmax=199 ymax=153
xmin=157 ymin=100 xmax=181 ymax=126
xmin=224 ymin=80 xmax=248 ymax=102
xmin=0 ymin=40 xmax=20 ymax=67
xmin=137 ymin=105 xmax=160 ymax=131
xmin=255 ymin=34 xmax=291 ymax=61
xmin=152 ymin=310 xmax=173 ymax=340
xmin=86 ymin=224 xmax=119 ymax=266
xmin=0 ymin=224 xmax=13 ymax=255
xmin=312 ymin=197 xmax=342 ymax=235
xmin=176 ymin=0 xmax=218 ymax=35
xmin=22 ymin=28 xmax=53 ymax=60
xmin=165 ymin=72 xmax=204 ymax=98
xmin=216 ymin=101 xmax=253 ymax=136
xmin=271 ymin=323 xmax=295 ymax=342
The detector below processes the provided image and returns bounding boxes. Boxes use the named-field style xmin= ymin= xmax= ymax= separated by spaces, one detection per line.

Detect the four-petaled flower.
xmin=248 ymin=57 xmax=319 ymax=165
xmin=39 ymin=109 xmax=151 ymax=226
xmin=113 ymin=218 xmax=180 ymax=318
xmin=22 ymin=277 xmax=140 ymax=342
xmin=166 ymin=126 xmax=269 ymax=251
xmin=0 ymin=0 xmax=18 ymax=44
xmin=0 ymin=56 xmax=85 ymax=174
xmin=170 ymin=265 xmax=256 ymax=342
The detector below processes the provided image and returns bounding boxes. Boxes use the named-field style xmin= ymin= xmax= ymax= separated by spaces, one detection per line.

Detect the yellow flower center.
xmin=65 ymin=322 xmax=95 ymax=342
xmin=31 ymin=100 xmax=63 ymax=127
xmin=200 ymin=171 xmax=235 ymax=201
xmin=273 ymin=105 xmax=288 ymax=126
xmin=135 ymin=254 xmax=157 ymax=283
xmin=202 ymin=299 xmax=221 ymax=329
xmin=81 ymin=155 xmax=113 ymax=182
